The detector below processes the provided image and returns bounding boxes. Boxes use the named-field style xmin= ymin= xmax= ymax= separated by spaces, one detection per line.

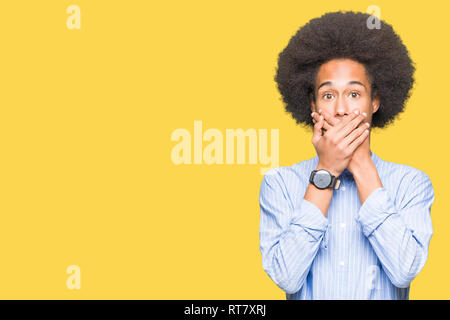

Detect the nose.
xmin=335 ymin=109 xmax=346 ymax=117
xmin=335 ymin=103 xmax=348 ymax=119
xmin=335 ymin=99 xmax=358 ymax=119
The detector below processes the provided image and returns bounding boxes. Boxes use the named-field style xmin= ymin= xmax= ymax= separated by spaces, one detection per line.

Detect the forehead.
xmin=315 ymin=58 xmax=370 ymax=88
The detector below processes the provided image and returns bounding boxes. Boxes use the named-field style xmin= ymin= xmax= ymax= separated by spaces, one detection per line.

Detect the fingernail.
xmin=365 ymin=122 xmax=370 ymax=127
xmin=311 ymin=112 xmax=315 ymax=117
xmin=362 ymin=112 xmax=367 ymax=117
xmin=318 ymin=109 xmax=322 ymax=114
xmin=354 ymin=110 xmax=360 ymax=115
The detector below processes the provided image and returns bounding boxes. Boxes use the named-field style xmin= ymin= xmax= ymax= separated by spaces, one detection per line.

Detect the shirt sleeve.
xmin=259 ymin=170 xmax=330 ymax=294
xmin=356 ymin=170 xmax=435 ymax=288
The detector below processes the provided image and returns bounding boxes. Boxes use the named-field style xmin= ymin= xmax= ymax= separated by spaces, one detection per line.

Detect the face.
xmin=310 ymin=58 xmax=379 ymax=124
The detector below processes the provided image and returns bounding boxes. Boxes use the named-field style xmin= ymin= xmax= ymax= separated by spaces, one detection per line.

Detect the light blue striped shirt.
xmin=259 ymin=151 xmax=434 ymax=299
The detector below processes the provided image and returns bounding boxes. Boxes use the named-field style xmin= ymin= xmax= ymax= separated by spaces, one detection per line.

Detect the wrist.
xmin=316 ymin=163 xmax=341 ymax=177
xmin=350 ymin=158 xmax=375 ymax=180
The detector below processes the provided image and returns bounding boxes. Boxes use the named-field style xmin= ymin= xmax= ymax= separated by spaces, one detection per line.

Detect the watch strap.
xmin=331 ymin=176 xmax=341 ymax=190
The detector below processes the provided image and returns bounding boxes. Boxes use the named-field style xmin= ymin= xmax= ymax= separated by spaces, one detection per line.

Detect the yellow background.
xmin=0 ymin=0 xmax=447 ymax=299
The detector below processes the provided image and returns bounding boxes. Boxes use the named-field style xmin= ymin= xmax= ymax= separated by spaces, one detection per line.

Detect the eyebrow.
xmin=317 ymin=81 xmax=366 ymax=90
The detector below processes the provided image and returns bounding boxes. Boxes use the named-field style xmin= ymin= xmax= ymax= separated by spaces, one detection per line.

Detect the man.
xmin=259 ymin=11 xmax=435 ymax=299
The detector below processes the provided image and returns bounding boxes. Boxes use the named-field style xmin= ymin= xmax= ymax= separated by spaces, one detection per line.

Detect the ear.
xmin=310 ymin=92 xmax=316 ymax=113
xmin=371 ymin=93 xmax=380 ymax=114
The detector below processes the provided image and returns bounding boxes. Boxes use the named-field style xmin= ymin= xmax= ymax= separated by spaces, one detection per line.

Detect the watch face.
xmin=313 ymin=170 xmax=332 ymax=189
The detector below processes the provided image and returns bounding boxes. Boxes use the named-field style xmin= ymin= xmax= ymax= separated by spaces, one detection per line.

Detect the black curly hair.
xmin=274 ymin=11 xmax=415 ymax=129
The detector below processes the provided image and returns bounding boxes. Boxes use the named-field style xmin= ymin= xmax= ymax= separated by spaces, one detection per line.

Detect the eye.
xmin=322 ymin=93 xmax=334 ymax=100
xmin=349 ymin=91 xmax=360 ymax=98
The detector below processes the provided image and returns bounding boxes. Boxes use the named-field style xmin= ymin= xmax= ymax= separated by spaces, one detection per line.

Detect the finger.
xmin=334 ymin=112 xmax=367 ymax=141
xmin=347 ymin=126 xmax=370 ymax=152
xmin=318 ymin=109 xmax=340 ymax=126
xmin=340 ymin=112 xmax=367 ymax=138
xmin=312 ymin=115 xmax=324 ymax=143
xmin=312 ymin=112 xmax=332 ymax=130
xmin=341 ymin=121 xmax=370 ymax=147
xmin=331 ymin=110 xmax=360 ymax=133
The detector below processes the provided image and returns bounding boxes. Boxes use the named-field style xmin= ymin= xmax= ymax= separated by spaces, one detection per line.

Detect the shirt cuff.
xmin=357 ymin=187 xmax=397 ymax=237
xmin=290 ymin=199 xmax=329 ymax=242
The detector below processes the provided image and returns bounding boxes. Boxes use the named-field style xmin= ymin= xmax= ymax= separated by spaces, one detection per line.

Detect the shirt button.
xmin=341 ymin=186 xmax=346 ymax=191
xmin=340 ymin=223 xmax=346 ymax=228
xmin=339 ymin=261 xmax=345 ymax=267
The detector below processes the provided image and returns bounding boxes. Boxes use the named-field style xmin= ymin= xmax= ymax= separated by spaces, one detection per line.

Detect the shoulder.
xmin=378 ymin=157 xmax=432 ymax=186
xmin=259 ymin=158 xmax=316 ymax=210
xmin=260 ymin=156 xmax=317 ymax=193
xmin=263 ymin=155 xmax=317 ymax=181
xmin=376 ymin=157 xmax=434 ymax=204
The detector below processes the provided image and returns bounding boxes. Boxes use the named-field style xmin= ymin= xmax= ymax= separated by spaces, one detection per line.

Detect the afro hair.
xmin=274 ymin=10 xmax=415 ymax=129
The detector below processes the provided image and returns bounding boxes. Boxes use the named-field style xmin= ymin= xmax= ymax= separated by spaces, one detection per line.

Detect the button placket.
xmin=338 ymin=222 xmax=346 ymax=268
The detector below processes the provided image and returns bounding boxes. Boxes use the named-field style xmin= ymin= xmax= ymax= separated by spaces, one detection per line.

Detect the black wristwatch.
xmin=309 ymin=169 xmax=341 ymax=190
